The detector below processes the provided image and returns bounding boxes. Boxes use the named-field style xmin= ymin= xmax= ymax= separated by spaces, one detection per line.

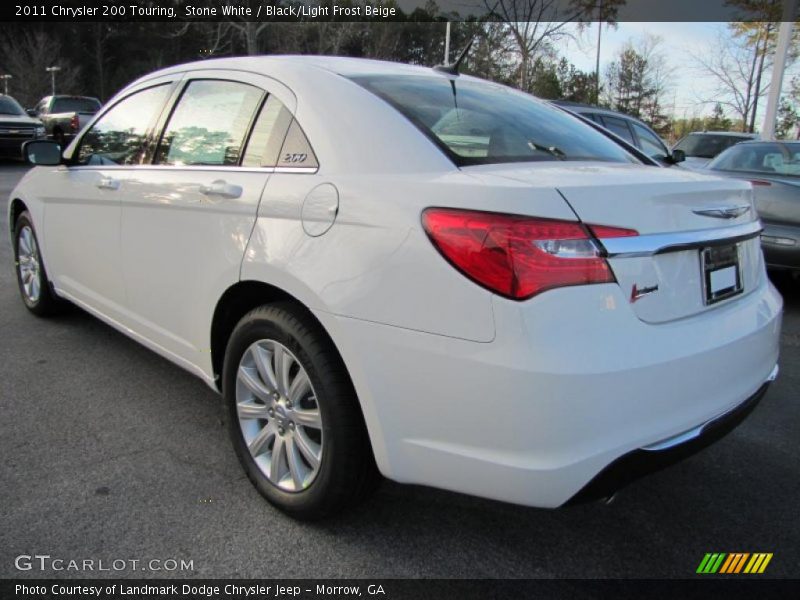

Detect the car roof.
xmin=549 ymin=100 xmax=654 ymax=126
xmin=135 ymin=55 xmax=462 ymax=89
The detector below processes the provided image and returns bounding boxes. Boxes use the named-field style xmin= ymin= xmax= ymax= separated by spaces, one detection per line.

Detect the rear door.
xmin=117 ymin=71 xmax=295 ymax=366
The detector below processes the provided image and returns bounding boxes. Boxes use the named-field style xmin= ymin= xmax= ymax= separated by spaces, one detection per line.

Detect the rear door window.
xmin=156 ymin=80 xmax=264 ymax=166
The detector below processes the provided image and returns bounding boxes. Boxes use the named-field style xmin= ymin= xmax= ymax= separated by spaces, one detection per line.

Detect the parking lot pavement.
xmin=0 ymin=161 xmax=798 ymax=580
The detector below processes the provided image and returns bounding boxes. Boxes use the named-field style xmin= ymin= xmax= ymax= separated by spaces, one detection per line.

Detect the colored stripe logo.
xmin=697 ymin=553 xmax=773 ymax=574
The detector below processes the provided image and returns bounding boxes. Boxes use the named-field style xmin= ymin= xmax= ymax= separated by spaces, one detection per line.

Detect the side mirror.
xmin=26 ymin=109 xmax=37 ymax=117
xmin=671 ymin=149 xmax=686 ymax=164
xmin=23 ymin=140 xmax=62 ymax=166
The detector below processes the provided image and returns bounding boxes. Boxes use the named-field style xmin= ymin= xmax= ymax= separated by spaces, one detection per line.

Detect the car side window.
xmin=155 ymin=80 xmax=264 ymax=167
xmin=77 ymin=84 xmax=171 ymax=166
xmin=241 ymin=95 xmax=294 ymax=168
xmin=631 ymin=122 xmax=667 ymax=159
xmin=600 ymin=116 xmax=635 ymax=144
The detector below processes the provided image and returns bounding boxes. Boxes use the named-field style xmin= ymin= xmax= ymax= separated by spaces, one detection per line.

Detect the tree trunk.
xmin=749 ymin=24 xmax=771 ymax=133
xmin=742 ymin=28 xmax=762 ymax=132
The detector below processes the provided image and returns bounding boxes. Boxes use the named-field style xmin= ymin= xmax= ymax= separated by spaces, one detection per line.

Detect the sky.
xmin=557 ymin=21 xmax=798 ymax=125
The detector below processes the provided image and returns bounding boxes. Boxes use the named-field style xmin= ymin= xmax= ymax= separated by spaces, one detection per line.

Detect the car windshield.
xmin=51 ymin=97 xmax=101 ymax=113
xmin=0 ymin=96 xmax=25 ymax=116
xmin=674 ymin=133 xmax=751 ymax=159
xmin=708 ymin=142 xmax=800 ymax=177
xmin=349 ymin=74 xmax=636 ymax=166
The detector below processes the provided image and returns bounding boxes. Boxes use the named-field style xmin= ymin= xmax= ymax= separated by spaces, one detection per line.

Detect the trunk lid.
xmin=465 ymin=162 xmax=764 ymax=323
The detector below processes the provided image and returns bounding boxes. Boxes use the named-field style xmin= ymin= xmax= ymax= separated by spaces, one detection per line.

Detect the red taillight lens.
xmin=588 ymin=224 xmax=639 ymax=239
xmin=422 ymin=208 xmax=637 ymax=300
xmin=70 ymin=114 xmax=79 ymax=131
xmin=748 ymin=179 xmax=772 ymax=187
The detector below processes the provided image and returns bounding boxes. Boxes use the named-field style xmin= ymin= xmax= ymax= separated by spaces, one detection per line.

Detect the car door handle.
xmin=96 ymin=176 xmax=120 ymax=191
xmin=199 ymin=180 xmax=242 ymax=199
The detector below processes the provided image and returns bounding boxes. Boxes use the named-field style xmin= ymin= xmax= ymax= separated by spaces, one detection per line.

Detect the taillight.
xmin=421 ymin=208 xmax=637 ymax=300
xmin=748 ymin=179 xmax=772 ymax=187
xmin=70 ymin=114 xmax=79 ymax=131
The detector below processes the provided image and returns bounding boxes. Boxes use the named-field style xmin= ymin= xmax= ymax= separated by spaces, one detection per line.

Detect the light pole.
xmin=0 ymin=74 xmax=11 ymax=95
xmin=45 ymin=66 xmax=61 ymax=95
xmin=761 ymin=0 xmax=797 ymax=140
xmin=444 ymin=22 xmax=451 ymax=64
xmin=595 ymin=0 xmax=603 ymax=105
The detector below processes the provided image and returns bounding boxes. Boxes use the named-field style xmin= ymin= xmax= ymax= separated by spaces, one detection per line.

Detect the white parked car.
xmin=9 ymin=57 xmax=782 ymax=519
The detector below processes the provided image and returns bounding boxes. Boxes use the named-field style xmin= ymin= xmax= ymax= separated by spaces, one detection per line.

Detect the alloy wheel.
xmin=17 ymin=225 xmax=42 ymax=303
xmin=235 ymin=339 xmax=323 ymax=492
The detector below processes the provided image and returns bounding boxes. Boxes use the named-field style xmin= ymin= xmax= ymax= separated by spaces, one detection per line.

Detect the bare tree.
xmin=0 ymin=30 xmax=81 ymax=106
xmin=693 ymin=27 xmax=772 ymax=132
xmin=482 ymin=0 xmax=624 ymax=92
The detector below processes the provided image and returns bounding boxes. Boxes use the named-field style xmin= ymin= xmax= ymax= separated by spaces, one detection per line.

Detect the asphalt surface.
xmin=0 ymin=162 xmax=798 ymax=580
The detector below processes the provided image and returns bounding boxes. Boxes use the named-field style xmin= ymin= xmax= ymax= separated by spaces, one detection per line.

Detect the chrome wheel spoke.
xmin=237 ymin=400 xmax=270 ymax=420
xmin=294 ymin=428 xmax=321 ymax=470
xmin=270 ymin=435 xmax=286 ymax=481
xmin=19 ymin=229 xmax=31 ymax=254
xmin=288 ymin=369 xmax=311 ymax=405
xmin=253 ymin=345 xmax=279 ymax=394
xmin=237 ymin=365 xmax=271 ymax=402
xmin=273 ymin=345 xmax=293 ymax=396
xmin=285 ymin=438 xmax=306 ymax=489
xmin=293 ymin=407 xmax=321 ymax=429
xmin=248 ymin=422 xmax=276 ymax=457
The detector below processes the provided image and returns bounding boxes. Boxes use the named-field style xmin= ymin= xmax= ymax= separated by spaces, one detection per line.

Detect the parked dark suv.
xmin=0 ymin=95 xmax=46 ymax=159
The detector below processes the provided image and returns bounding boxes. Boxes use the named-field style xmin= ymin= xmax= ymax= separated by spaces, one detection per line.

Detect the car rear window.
xmin=52 ymin=97 xmax=101 ymax=114
xmin=348 ymin=74 xmax=636 ymax=167
xmin=709 ymin=143 xmax=800 ymax=177
xmin=674 ymin=133 xmax=751 ymax=159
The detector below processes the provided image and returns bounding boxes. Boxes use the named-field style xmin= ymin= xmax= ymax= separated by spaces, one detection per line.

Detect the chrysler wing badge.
xmin=692 ymin=205 xmax=751 ymax=219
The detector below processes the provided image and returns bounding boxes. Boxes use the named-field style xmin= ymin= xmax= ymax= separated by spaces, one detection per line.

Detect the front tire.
xmin=14 ymin=211 xmax=64 ymax=316
xmin=223 ymin=303 xmax=378 ymax=519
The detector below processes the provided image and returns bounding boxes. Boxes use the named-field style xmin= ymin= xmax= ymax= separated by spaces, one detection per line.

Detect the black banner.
xmin=3 ymin=0 xmax=799 ymax=23
xmin=3 ymin=579 xmax=800 ymax=600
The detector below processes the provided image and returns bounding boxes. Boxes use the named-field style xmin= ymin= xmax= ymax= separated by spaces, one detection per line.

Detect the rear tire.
xmin=223 ymin=302 xmax=379 ymax=519
xmin=13 ymin=211 xmax=65 ymax=316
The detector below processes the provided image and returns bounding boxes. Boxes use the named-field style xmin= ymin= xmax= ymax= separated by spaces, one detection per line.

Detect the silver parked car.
xmin=707 ymin=141 xmax=800 ymax=272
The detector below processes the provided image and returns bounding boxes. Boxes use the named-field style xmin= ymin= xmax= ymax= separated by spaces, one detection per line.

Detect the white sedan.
xmin=8 ymin=56 xmax=782 ymax=519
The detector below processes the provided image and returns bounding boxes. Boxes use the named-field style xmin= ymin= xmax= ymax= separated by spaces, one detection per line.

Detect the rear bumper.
xmin=566 ymin=368 xmax=775 ymax=504
xmin=762 ymin=222 xmax=800 ymax=271
xmin=320 ymin=274 xmax=782 ymax=508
